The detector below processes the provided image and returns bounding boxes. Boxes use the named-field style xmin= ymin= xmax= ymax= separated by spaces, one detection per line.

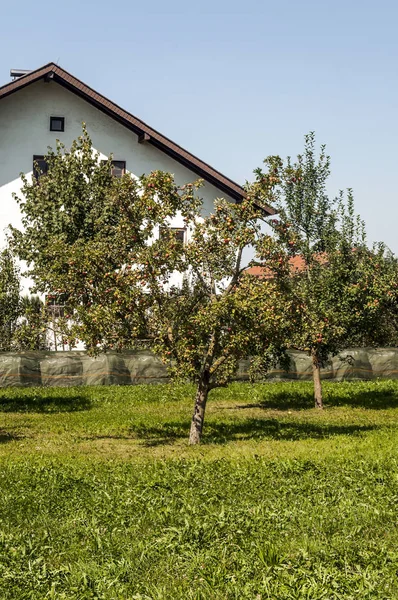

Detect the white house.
xmin=0 ymin=63 xmax=274 ymax=337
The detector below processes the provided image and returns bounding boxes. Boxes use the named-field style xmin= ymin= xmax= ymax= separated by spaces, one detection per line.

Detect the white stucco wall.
xmin=0 ymin=79 xmax=235 ymax=295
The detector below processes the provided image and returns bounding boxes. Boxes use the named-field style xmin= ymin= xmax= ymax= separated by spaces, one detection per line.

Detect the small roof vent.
xmin=10 ymin=69 xmax=32 ymax=81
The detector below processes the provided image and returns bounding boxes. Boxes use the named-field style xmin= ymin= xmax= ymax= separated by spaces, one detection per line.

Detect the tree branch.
xmin=208 ymin=381 xmax=228 ymax=391
xmin=210 ymin=353 xmax=227 ymax=375
xmin=224 ymin=246 xmax=245 ymax=296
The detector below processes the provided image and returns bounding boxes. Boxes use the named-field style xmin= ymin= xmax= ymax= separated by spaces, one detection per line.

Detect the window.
xmin=45 ymin=293 xmax=69 ymax=318
xmin=101 ymin=160 xmax=126 ymax=178
xmin=33 ymin=155 xmax=48 ymax=180
xmin=102 ymin=160 xmax=126 ymax=178
xmin=111 ymin=160 xmax=126 ymax=178
xmin=160 ymin=227 xmax=186 ymax=244
xmin=50 ymin=116 xmax=65 ymax=132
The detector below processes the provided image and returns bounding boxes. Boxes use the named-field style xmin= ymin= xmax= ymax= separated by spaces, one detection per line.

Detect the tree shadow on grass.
xmin=236 ymin=386 xmax=398 ymax=411
xmin=130 ymin=419 xmax=380 ymax=447
xmin=80 ymin=434 xmax=134 ymax=441
xmin=0 ymin=429 xmax=23 ymax=443
xmin=0 ymin=393 xmax=92 ymax=413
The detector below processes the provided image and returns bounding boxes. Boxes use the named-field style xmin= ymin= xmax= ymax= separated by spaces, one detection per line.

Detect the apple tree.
xmin=252 ymin=132 xmax=397 ymax=408
xmin=10 ymin=126 xmax=292 ymax=443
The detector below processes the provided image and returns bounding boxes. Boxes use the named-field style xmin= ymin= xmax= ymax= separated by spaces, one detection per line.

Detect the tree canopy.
xmin=253 ymin=132 xmax=398 ymax=407
xmin=11 ymin=126 xmax=292 ymax=443
xmin=11 ymin=127 xmax=397 ymax=426
xmin=0 ymin=247 xmax=20 ymax=351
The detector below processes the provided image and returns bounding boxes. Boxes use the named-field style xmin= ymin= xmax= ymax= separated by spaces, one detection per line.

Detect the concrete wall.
xmin=1 ymin=348 xmax=398 ymax=388
xmin=0 ymin=79 xmax=235 ymax=293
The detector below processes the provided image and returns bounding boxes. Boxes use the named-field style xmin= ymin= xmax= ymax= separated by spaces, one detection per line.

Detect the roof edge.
xmin=0 ymin=62 xmax=276 ymax=215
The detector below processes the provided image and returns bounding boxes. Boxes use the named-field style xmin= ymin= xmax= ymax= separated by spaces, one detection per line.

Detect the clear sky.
xmin=1 ymin=0 xmax=397 ymax=251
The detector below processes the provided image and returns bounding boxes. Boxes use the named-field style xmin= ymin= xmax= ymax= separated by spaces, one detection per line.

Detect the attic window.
xmin=50 ymin=116 xmax=65 ymax=132
xmin=33 ymin=155 xmax=48 ymax=180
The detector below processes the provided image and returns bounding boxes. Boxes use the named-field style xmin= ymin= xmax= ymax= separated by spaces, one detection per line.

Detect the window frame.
xmin=33 ymin=155 xmax=48 ymax=180
xmin=159 ymin=226 xmax=186 ymax=245
xmin=50 ymin=116 xmax=65 ymax=132
xmin=101 ymin=159 xmax=127 ymax=178
xmin=45 ymin=293 xmax=69 ymax=319
xmin=110 ymin=160 xmax=126 ymax=178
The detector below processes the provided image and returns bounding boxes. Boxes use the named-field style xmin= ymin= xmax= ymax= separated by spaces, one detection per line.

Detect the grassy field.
xmin=1 ymin=380 xmax=398 ymax=599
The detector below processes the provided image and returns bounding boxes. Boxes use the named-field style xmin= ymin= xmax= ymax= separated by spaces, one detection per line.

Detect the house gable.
xmin=0 ymin=62 xmax=275 ymax=215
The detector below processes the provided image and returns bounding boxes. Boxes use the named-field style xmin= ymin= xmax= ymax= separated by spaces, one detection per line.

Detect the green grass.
xmin=1 ymin=380 xmax=398 ymax=598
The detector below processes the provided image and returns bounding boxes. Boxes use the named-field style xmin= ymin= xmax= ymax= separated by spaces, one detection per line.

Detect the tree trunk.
xmin=189 ymin=373 xmax=210 ymax=445
xmin=312 ymin=352 xmax=323 ymax=409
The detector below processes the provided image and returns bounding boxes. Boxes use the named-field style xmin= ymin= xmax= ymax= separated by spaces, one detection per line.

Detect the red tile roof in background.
xmin=246 ymin=254 xmax=328 ymax=278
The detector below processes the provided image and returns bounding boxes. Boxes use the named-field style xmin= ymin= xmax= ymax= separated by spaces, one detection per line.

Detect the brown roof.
xmin=0 ymin=63 xmax=275 ymax=215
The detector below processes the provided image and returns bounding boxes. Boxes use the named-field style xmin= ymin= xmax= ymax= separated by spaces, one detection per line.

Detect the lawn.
xmin=1 ymin=380 xmax=398 ymax=599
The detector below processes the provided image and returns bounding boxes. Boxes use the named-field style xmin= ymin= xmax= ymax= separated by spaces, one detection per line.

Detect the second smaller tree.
xmin=253 ymin=132 xmax=397 ymax=408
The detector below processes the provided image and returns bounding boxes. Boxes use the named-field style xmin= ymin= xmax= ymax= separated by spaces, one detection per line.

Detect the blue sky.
xmin=1 ymin=0 xmax=397 ymax=251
